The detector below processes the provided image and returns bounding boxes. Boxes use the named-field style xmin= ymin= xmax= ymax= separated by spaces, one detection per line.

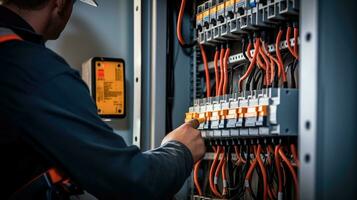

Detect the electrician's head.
xmin=1 ymin=0 xmax=97 ymax=40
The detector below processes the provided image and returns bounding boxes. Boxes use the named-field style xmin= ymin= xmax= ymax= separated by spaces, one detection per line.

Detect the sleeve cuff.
xmin=162 ymin=141 xmax=194 ymax=173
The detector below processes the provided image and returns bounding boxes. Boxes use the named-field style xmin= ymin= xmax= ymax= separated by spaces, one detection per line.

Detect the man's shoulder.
xmin=0 ymin=40 xmax=69 ymax=69
xmin=0 ymin=40 xmax=77 ymax=84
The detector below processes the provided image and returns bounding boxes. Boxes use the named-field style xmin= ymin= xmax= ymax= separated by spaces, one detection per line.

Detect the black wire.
xmin=246 ymin=65 xmax=257 ymax=91
xmin=242 ymin=36 xmax=249 ymax=61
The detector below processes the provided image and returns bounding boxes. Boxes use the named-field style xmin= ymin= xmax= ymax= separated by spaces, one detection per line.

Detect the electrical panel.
xmin=178 ymin=0 xmax=300 ymax=199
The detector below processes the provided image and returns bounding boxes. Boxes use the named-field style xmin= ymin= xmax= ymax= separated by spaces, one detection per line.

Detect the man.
xmin=0 ymin=0 xmax=205 ymax=199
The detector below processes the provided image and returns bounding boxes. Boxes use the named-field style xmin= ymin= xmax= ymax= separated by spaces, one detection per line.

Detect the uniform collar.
xmin=0 ymin=6 xmax=45 ymax=45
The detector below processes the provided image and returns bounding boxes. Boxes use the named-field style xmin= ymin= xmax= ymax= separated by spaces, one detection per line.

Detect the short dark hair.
xmin=2 ymin=0 xmax=50 ymax=9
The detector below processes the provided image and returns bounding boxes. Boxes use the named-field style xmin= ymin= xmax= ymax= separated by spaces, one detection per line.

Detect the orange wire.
xmin=257 ymin=50 xmax=266 ymax=70
xmin=177 ymin=0 xmax=187 ymax=46
xmin=286 ymin=27 xmax=298 ymax=59
xmin=262 ymin=41 xmax=278 ymax=85
xmin=221 ymin=155 xmax=228 ymax=196
xmin=214 ymin=148 xmax=225 ymax=198
xmin=193 ymin=160 xmax=203 ymax=196
xmin=290 ymin=143 xmax=300 ymax=167
xmin=246 ymin=41 xmax=253 ymax=60
xmin=238 ymin=38 xmax=261 ymax=92
xmin=279 ymin=148 xmax=299 ymax=200
xmin=256 ymin=145 xmax=268 ymax=200
xmin=276 ymin=30 xmax=287 ymax=83
xmin=209 ymin=146 xmax=222 ymax=197
xmin=214 ymin=49 xmax=220 ymax=96
xmin=245 ymin=146 xmax=258 ymax=187
xmin=218 ymin=48 xmax=226 ymax=96
xmin=199 ymin=44 xmax=211 ymax=97
xmin=222 ymin=48 xmax=231 ymax=95
xmin=259 ymin=45 xmax=271 ymax=86
xmin=274 ymin=145 xmax=283 ymax=196
xmin=234 ymin=145 xmax=246 ymax=165
xmin=294 ymin=27 xmax=299 ymax=60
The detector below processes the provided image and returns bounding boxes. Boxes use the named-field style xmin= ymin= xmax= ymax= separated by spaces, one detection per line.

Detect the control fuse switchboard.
xmin=180 ymin=0 xmax=301 ymax=199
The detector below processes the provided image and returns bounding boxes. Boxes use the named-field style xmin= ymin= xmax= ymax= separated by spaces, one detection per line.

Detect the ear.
xmin=55 ymin=0 xmax=71 ymax=16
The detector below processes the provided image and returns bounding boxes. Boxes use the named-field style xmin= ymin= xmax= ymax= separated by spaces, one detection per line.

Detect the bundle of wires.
xmin=238 ymin=36 xmax=261 ymax=92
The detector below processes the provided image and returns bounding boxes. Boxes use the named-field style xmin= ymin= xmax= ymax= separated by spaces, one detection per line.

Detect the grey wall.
xmin=47 ymin=0 xmax=134 ymax=145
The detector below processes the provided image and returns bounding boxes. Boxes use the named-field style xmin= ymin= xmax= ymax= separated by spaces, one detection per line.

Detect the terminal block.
xmin=185 ymin=89 xmax=298 ymax=138
xmin=196 ymin=0 xmax=300 ymax=45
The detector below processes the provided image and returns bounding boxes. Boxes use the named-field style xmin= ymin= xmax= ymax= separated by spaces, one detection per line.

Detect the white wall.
xmin=47 ymin=0 xmax=134 ymax=145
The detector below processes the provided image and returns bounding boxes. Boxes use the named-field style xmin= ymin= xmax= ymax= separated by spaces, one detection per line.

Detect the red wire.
xmin=247 ymin=42 xmax=253 ymax=60
xmin=256 ymin=145 xmax=268 ymax=200
xmin=276 ymin=30 xmax=287 ymax=83
xmin=214 ymin=49 xmax=220 ymax=96
xmin=200 ymin=44 xmax=211 ymax=97
xmin=238 ymin=38 xmax=261 ymax=92
xmin=245 ymin=146 xmax=258 ymax=187
xmin=218 ymin=48 xmax=225 ymax=96
xmin=259 ymin=45 xmax=271 ymax=86
xmin=221 ymin=154 xmax=228 ymax=197
xmin=294 ymin=27 xmax=299 ymax=60
xmin=209 ymin=146 xmax=221 ymax=197
xmin=262 ymin=41 xmax=279 ymax=85
xmin=286 ymin=27 xmax=298 ymax=59
xmin=279 ymin=148 xmax=299 ymax=200
xmin=274 ymin=145 xmax=283 ymax=197
xmin=177 ymin=0 xmax=187 ymax=46
xmin=222 ymin=48 xmax=231 ymax=95
xmin=290 ymin=143 xmax=300 ymax=168
xmin=214 ymin=148 xmax=225 ymax=198
xmin=193 ymin=160 xmax=203 ymax=196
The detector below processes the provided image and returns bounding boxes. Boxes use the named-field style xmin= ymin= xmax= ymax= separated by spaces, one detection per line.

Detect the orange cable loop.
xmin=177 ymin=0 xmax=187 ymax=46
xmin=199 ymin=44 xmax=211 ymax=97
xmin=238 ymin=38 xmax=261 ymax=92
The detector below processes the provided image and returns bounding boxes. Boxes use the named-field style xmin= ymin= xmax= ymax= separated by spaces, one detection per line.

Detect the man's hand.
xmin=161 ymin=122 xmax=206 ymax=163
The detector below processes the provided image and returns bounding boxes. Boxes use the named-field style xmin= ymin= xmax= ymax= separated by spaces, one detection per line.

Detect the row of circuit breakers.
xmin=185 ymin=89 xmax=298 ymax=138
xmin=196 ymin=0 xmax=299 ymax=44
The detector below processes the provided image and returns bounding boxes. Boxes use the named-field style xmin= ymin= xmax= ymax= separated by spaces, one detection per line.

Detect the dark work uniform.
xmin=0 ymin=6 xmax=193 ymax=200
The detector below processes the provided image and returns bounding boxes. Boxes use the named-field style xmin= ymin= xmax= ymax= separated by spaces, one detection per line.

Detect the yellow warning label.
xmin=95 ymin=60 xmax=125 ymax=116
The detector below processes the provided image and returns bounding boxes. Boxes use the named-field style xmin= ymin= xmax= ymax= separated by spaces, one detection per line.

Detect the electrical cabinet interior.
xmin=179 ymin=0 xmax=300 ymax=199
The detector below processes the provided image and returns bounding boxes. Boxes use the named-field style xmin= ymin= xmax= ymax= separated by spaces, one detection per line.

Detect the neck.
xmin=3 ymin=4 xmax=50 ymax=37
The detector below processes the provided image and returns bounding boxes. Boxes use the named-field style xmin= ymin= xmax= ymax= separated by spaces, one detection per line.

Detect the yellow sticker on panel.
xmin=95 ymin=60 xmax=125 ymax=117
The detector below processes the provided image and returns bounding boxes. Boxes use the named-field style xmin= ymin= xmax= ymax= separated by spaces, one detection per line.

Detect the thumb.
xmin=186 ymin=118 xmax=205 ymax=129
